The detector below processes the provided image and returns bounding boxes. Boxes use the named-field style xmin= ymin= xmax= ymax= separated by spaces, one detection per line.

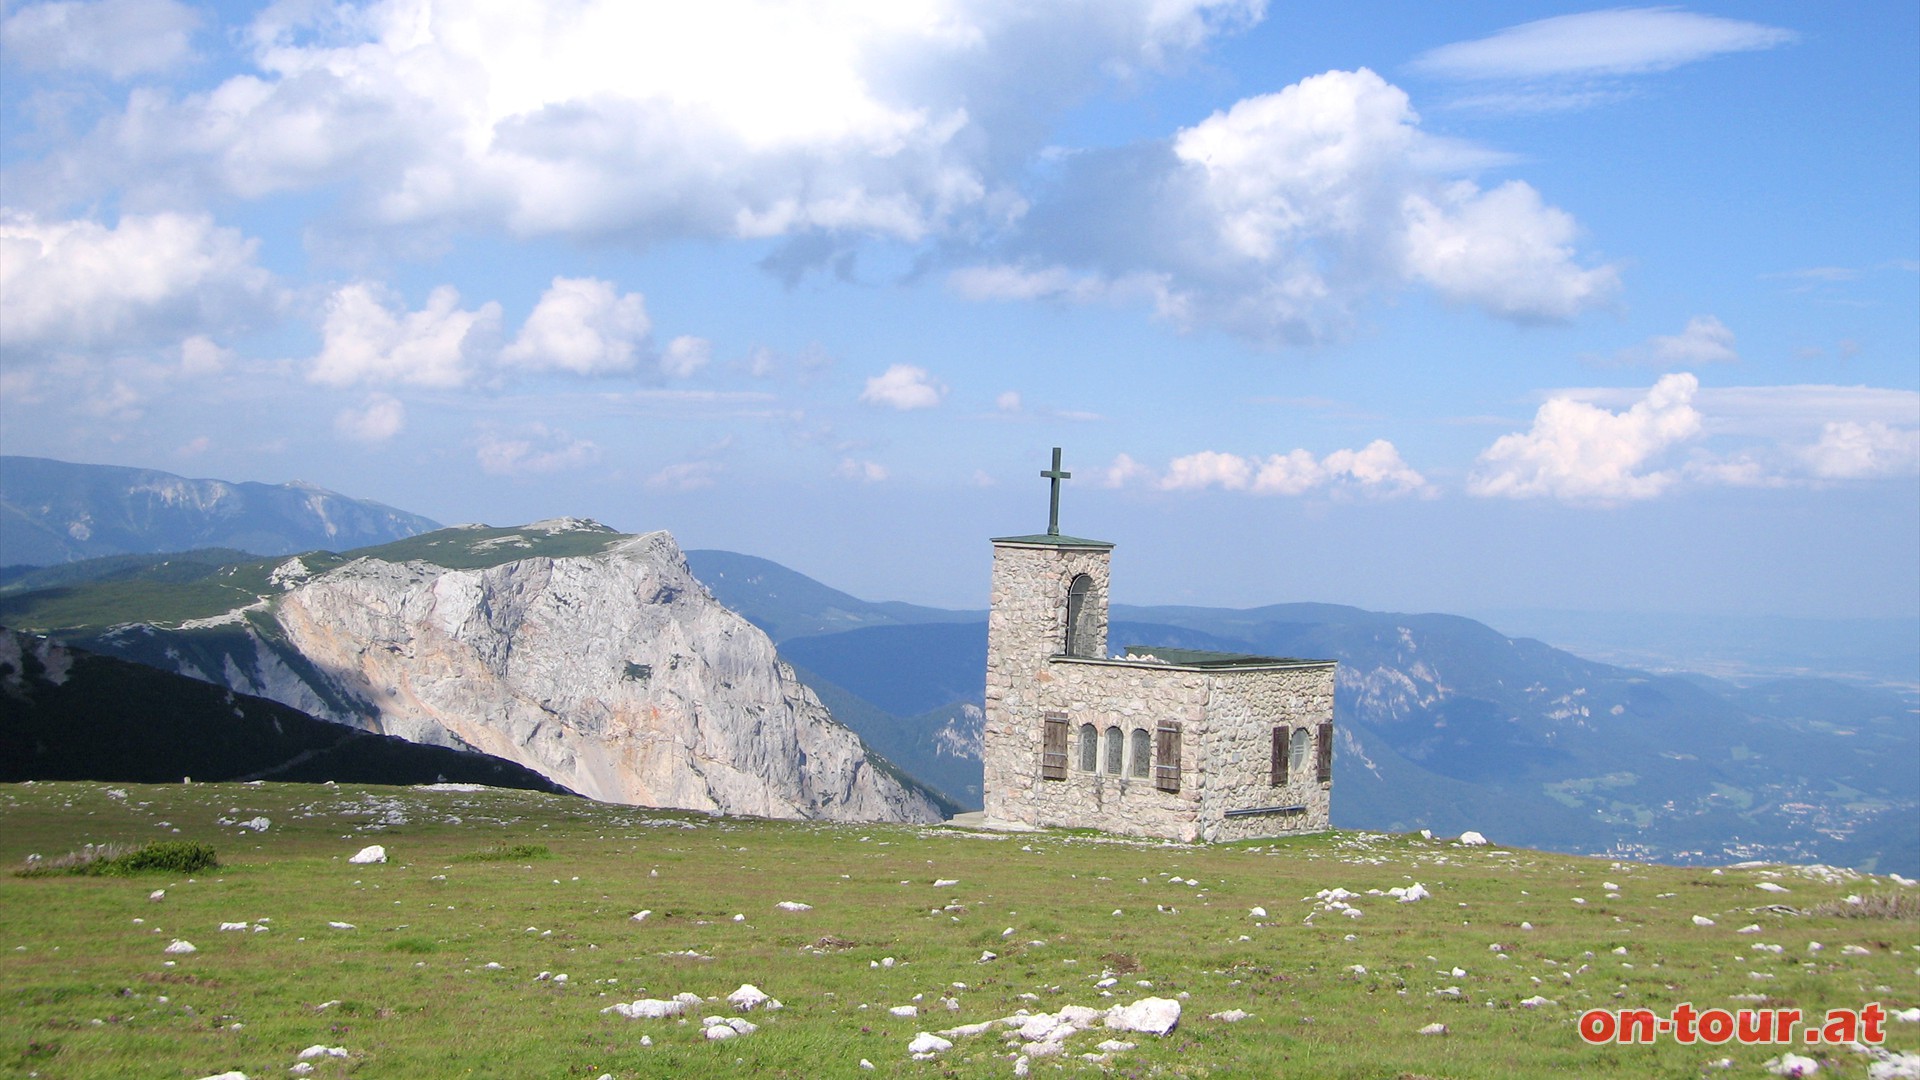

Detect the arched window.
xmin=1290 ymin=728 xmax=1311 ymax=777
xmin=1079 ymin=723 xmax=1098 ymax=772
xmin=1105 ymin=726 xmax=1123 ymax=774
xmin=1129 ymin=729 xmax=1150 ymax=778
xmin=1064 ymin=574 xmax=1094 ymax=657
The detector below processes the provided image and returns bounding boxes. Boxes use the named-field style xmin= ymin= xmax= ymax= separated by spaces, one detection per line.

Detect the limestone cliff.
xmin=84 ymin=521 xmax=945 ymax=823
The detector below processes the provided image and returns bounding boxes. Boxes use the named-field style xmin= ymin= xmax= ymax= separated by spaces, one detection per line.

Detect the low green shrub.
xmin=452 ymin=843 xmax=550 ymax=862
xmin=13 ymin=840 xmax=217 ymax=877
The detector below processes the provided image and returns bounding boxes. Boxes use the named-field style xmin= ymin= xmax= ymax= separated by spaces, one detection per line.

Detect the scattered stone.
xmin=1765 ymin=1052 xmax=1820 ymax=1076
xmin=239 ymin=817 xmax=270 ymax=832
xmin=907 ymin=1032 xmax=952 ymax=1056
xmin=1757 ymin=882 xmax=1790 ymax=893
xmin=1737 ymin=924 xmax=1762 ymax=934
xmin=164 ymin=940 xmax=196 ymax=955
xmin=978 ymin=951 xmax=997 ymax=963
xmin=728 ymin=984 xmax=771 ymax=1010
xmin=1096 ymin=1039 xmax=1135 ymax=1052
xmin=1519 ymin=996 xmax=1556 ymax=1008
xmin=150 ymin=890 xmax=165 ymax=902
xmin=775 ymin=901 xmax=812 ymax=912
xmin=296 ymin=1046 xmax=348 ymax=1060
xmin=1208 ymin=1009 xmax=1250 ymax=1022
xmin=1419 ymin=1023 xmax=1447 ymax=1035
xmin=933 ymin=879 xmax=959 ymax=887
xmin=327 ymin=922 xmax=356 ymax=930
xmin=602 ymin=998 xmax=687 ymax=1019
xmin=1691 ymin=915 xmax=1716 ymax=927
xmin=1106 ymin=997 xmax=1180 ymax=1035
xmin=889 ymin=1005 xmax=918 ymax=1018
xmin=1249 ymin=906 xmax=1267 ymax=918
xmin=631 ymin=910 xmax=652 ymax=922
xmin=347 ymin=845 xmax=386 ymax=865
xmin=1457 ymin=832 xmax=1489 ymax=846
xmin=219 ymin=922 xmax=249 ymax=932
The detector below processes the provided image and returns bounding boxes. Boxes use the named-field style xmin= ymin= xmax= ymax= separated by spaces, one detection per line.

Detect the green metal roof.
xmin=1120 ymin=645 xmax=1327 ymax=668
xmin=991 ymin=533 xmax=1115 ymax=549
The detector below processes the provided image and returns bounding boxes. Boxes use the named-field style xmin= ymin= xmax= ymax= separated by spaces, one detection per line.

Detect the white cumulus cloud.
xmin=660 ymin=336 xmax=713 ymax=379
xmin=475 ymin=424 xmax=599 ymax=476
xmin=837 ymin=457 xmax=890 ymax=482
xmin=501 ymin=276 xmax=650 ymax=376
xmin=860 ymin=364 xmax=946 ymax=410
xmin=0 ymin=210 xmax=276 ymax=354
xmin=31 ymin=0 xmax=1258 ymax=246
xmin=1801 ymin=421 xmax=1920 ymax=479
xmin=1598 ymin=315 xmax=1739 ymax=368
xmin=1469 ymin=372 xmax=1704 ymax=501
xmin=310 ymin=283 xmax=501 ymax=388
xmin=334 ymin=394 xmax=406 ymax=443
xmin=1 ymin=0 xmax=199 ymax=80
xmin=956 ymin=68 xmax=1615 ymax=343
xmin=1144 ymin=440 xmax=1427 ymax=497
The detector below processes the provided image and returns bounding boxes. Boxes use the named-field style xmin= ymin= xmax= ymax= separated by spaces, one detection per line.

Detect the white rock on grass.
xmin=296 ymin=1046 xmax=348 ymax=1060
xmin=164 ymin=940 xmax=197 ymax=954
xmin=630 ymin=910 xmax=651 ymax=922
xmin=1248 ymin=906 xmax=1267 ymax=918
xmin=728 ymin=984 xmax=771 ymax=1010
xmin=327 ymin=922 xmax=356 ymax=930
xmin=1519 ymin=996 xmax=1557 ymax=1008
xmin=603 ymin=1000 xmax=680 ymax=1020
xmin=347 ymin=845 xmax=386 ymax=865
xmin=775 ymin=901 xmax=812 ymax=912
xmin=1757 ymin=882 xmax=1790 ymax=893
xmin=889 ymin=1005 xmax=918 ymax=1018
xmin=1868 ymin=1051 xmax=1920 ymax=1080
xmin=1418 ymin=1023 xmax=1447 ymax=1036
xmin=702 ymin=1016 xmax=758 ymax=1040
xmin=1208 ymin=1009 xmax=1250 ymax=1022
xmin=1691 ymin=915 xmax=1716 ymax=927
xmin=1891 ymin=1007 xmax=1920 ymax=1023
xmin=932 ymin=879 xmax=959 ymax=887
xmin=150 ymin=890 xmax=165 ymax=902
xmin=1765 ymin=1052 xmax=1820 ymax=1076
xmin=1392 ymin=883 xmax=1430 ymax=903
xmin=197 ymin=1072 xmax=248 ymax=1080
xmin=219 ymin=922 xmax=250 ymax=932
xmin=907 ymin=1032 xmax=952 ymax=1057
xmin=1096 ymin=1039 xmax=1135 ymax=1052
xmin=1105 ymin=997 xmax=1180 ymax=1035
xmin=1457 ymin=831 xmax=1489 ymax=846
xmin=239 ymin=817 xmax=270 ymax=832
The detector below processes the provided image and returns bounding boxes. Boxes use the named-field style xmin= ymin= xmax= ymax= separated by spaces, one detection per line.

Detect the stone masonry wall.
xmin=1197 ymin=665 xmax=1336 ymax=842
xmin=1020 ymin=658 xmax=1210 ymax=841
xmin=982 ymin=541 xmax=1110 ymax=826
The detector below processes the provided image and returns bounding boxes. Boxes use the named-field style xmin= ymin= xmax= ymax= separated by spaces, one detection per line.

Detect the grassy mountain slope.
xmin=1 ymin=780 xmax=1914 ymax=1078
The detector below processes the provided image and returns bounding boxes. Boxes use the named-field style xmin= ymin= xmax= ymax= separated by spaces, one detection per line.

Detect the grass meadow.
xmin=1 ymin=781 xmax=1914 ymax=1079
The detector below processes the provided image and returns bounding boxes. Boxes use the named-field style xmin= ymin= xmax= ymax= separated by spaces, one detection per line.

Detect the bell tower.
xmin=981 ymin=448 xmax=1113 ymax=824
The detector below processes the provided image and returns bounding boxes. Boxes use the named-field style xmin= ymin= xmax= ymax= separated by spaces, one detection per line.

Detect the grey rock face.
xmin=95 ymin=527 xmax=944 ymax=823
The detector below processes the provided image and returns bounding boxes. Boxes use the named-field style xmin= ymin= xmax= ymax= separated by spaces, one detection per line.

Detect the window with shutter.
xmin=1154 ymin=720 xmax=1182 ymax=793
xmin=1271 ymin=726 xmax=1288 ymax=785
xmin=1041 ymin=714 xmax=1068 ymax=780
xmin=1078 ymin=723 xmax=1098 ymax=772
xmin=1290 ymin=728 xmax=1309 ymax=776
xmin=1316 ymin=721 xmax=1334 ymax=782
xmin=1129 ymin=729 xmax=1150 ymax=778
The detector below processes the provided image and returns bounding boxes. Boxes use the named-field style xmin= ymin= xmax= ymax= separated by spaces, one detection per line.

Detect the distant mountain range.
xmin=0 ymin=455 xmax=439 ymax=566
xmin=1 ymin=458 xmax=1910 ymax=872
xmin=685 ymin=551 xmax=1920 ymax=875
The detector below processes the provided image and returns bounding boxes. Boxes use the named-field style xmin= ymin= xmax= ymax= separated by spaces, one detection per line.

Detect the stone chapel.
xmin=980 ymin=449 xmax=1336 ymax=843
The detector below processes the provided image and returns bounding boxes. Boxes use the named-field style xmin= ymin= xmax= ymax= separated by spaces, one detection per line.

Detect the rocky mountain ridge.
xmin=10 ymin=521 xmax=945 ymax=824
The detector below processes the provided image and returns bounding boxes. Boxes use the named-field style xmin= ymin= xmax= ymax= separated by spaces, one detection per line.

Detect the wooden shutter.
xmin=1315 ymin=721 xmax=1334 ymax=782
xmin=1271 ymin=726 xmax=1288 ymax=785
xmin=1154 ymin=720 xmax=1182 ymax=793
xmin=1041 ymin=714 xmax=1068 ymax=780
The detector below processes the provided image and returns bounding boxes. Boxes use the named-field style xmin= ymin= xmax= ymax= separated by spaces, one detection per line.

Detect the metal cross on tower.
xmin=1041 ymin=446 xmax=1070 ymax=536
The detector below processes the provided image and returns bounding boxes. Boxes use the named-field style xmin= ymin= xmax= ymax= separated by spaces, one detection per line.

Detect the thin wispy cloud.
xmin=1411 ymin=8 xmax=1796 ymax=114
xmin=1410 ymin=8 xmax=1796 ymax=80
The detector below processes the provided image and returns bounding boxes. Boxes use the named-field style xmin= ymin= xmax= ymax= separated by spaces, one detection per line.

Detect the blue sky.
xmin=2 ymin=1 xmax=1915 ymax=618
